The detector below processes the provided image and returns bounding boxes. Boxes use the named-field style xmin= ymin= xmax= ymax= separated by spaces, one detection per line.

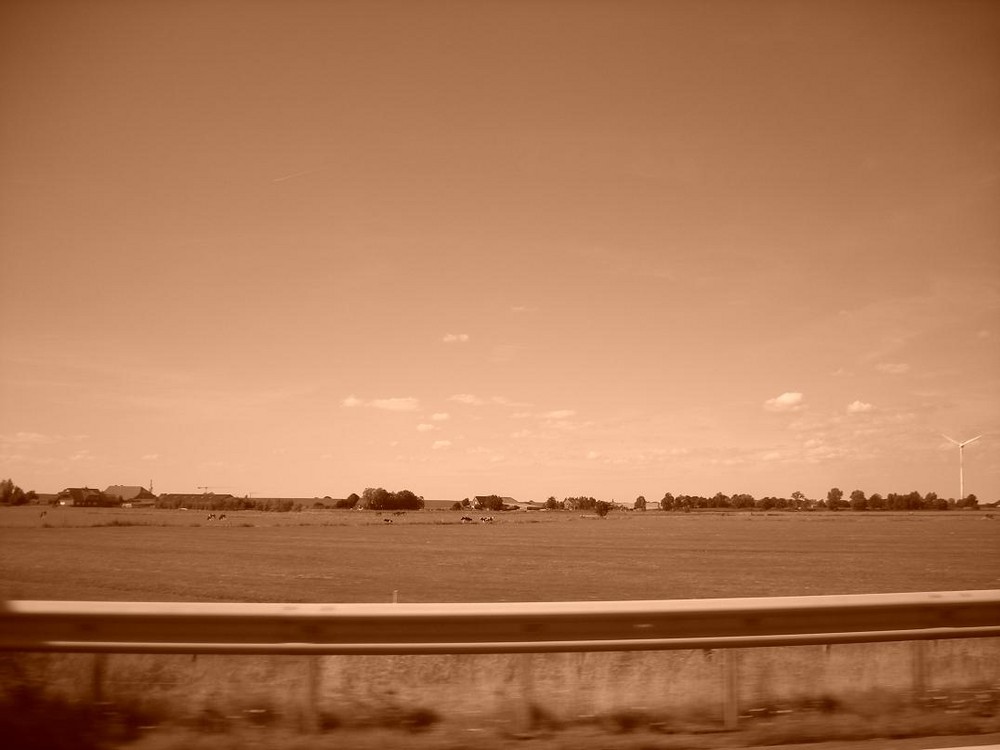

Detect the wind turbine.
xmin=942 ymin=435 xmax=982 ymax=500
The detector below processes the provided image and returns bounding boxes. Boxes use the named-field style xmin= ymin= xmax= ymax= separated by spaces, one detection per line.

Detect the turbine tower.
xmin=942 ymin=434 xmax=982 ymax=500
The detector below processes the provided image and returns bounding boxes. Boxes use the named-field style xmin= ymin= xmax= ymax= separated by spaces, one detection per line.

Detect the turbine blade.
xmin=942 ymin=434 xmax=961 ymax=445
xmin=961 ymin=435 xmax=982 ymax=447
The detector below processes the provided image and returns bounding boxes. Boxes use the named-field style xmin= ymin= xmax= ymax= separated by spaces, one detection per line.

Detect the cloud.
xmin=430 ymin=412 xmax=450 ymax=421
xmin=510 ymin=429 xmax=532 ymax=439
xmin=432 ymin=440 xmax=452 ymax=450
xmin=416 ymin=423 xmax=437 ymax=432
xmin=449 ymin=394 xmax=485 ymax=405
xmin=876 ymin=362 xmax=910 ymax=375
xmin=586 ymin=450 xmax=601 ymax=460
xmin=344 ymin=395 xmax=421 ymax=411
xmin=442 ymin=333 xmax=470 ymax=343
xmin=847 ymin=400 xmax=875 ymax=414
xmin=763 ymin=392 xmax=805 ymax=412
xmin=141 ymin=453 xmax=160 ymax=461
xmin=370 ymin=397 xmax=420 ymax=411
xmin=0 ymin=432 xmax=87 ymax=445
xmin=541 ymin=409 xmax=576 ymax=419
xmin=510 ymin=305 xmax=535 ymax=313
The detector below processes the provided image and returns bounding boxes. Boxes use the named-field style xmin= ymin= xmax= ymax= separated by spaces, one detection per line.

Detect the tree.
xmin=0 ymin=478 xmax=28 ymax=506
xmin=791 ymin=491 xmax=807 ymax=510
xmin=360 ymin=487 xmax=392 ymax=510
xmin=545 ymin=496 xmax=560 ymax=510
xmin=475 ymin=495 xmax=505 ymax=511
xmin=660 ymin=493 xmax=675 ymax=511
xmin=634 ymin=495 xmax=646 ymax=511
xmin=595 ymin=501 xmax=611 ymax=517
xmin=826 ymin=488 xmax=843 ymax=511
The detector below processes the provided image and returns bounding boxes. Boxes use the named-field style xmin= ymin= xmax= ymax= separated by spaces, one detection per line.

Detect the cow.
xmin=383 ymin=518 xmax=393 ymax=524
xmin=460 ymin=516 xmax=474 ymax=523
xmin=480 ymin=516 xmax=494 ymax=523
xmin=218 ymin=514 xmax=227 ymax=521
xmin=207 ymin=513 xmax=216 ymax=521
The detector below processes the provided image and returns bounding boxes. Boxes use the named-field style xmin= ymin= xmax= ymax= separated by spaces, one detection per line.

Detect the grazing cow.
xmin=460 ymin=516 xmax=473 ymax=523
xmin=480 ymin=516 xmax=494 ymax=523
xmin=393 ymin=511 xmax=406 ymax=516
xmin=207 ymin=513 xmax=216 ymax=521
xmin=383 ymin=518 xmax=393 ymax=524
xmin=39 ymin=510 xmax=47 ymax=518
xmin=218 ymin=514 xmax=227 ymax=521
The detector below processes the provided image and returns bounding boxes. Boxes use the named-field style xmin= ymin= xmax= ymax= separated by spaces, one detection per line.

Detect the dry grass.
xmin=2 ymin=507 xmax=998 ymax=603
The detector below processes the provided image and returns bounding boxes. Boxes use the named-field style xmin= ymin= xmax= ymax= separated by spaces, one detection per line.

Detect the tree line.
xmin=638 ymin=488 xmax=979 ymax=512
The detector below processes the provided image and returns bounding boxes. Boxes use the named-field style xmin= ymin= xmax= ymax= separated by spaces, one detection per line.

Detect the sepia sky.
xmin=1 ymin=0 xmax=998 ymax=502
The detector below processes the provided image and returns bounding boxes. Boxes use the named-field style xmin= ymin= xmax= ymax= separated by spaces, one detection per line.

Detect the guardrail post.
xmin=722 ymin=649 xmax=739 ymax=730
xmin=91 ymin=653 xmax=106 ymax=704
xmin=911 ymin=641 xmax=927 ymax=701
xmin=515 ymin=653 xmax=535 ymax=734
xmin=303 ymin=656 xmax=321 ymax=732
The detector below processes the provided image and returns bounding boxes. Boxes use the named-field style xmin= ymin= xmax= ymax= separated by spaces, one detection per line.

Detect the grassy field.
xmin=1 ymin=507 xmax=998 ymax=603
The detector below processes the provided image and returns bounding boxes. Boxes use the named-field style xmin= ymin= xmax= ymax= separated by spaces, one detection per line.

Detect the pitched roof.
xmin=104 ymin=485 xmax=155 ymax=501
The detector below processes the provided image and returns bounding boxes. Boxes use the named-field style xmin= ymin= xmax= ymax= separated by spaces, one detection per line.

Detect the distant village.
xmin=44 ymin=485 xmax=543 ymax=512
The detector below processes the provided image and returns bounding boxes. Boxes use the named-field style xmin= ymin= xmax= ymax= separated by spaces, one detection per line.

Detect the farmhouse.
xmin=103 ymin=485 xmax=156 ymax=504
xmin=55 ymin=487 xmax=114 ymax=507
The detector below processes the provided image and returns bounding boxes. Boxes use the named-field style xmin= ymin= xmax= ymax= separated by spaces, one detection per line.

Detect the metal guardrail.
xmin=2 ymin=590 xmax=998 ymax=655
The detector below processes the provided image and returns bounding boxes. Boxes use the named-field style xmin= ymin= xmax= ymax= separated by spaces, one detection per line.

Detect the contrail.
xmin=272 ymin=166 xmax=327 ymax=183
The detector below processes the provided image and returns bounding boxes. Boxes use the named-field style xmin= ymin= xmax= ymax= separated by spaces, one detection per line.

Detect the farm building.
xmin=103 ymin=485 xmax=156 ymax=504
xmin=55 ymin=487 xmax=116 ymax=507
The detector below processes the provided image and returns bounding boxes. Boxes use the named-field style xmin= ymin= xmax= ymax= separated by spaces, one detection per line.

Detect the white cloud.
xmin=510 ymin=429 xmax=532 ymax=439
xmin=342 ymin=395 xmax=420 ymax=411
xmin=876 ymin=362 xmax=910 ymax=375
xmin=847 ymin=400 xmax=874 ymax=414
xmin=443 ymin=333 xmax=470 ymax=343
xmin=586 ymin=450 xmax=601 ymax=460
xmin=432 ymin=440 xmax=452 ymax=450
xmin=763 ymin=392 xmax=805 ymax=412
xmin=416 ymin=423 xmax=437 ymax=432
xmin=370 ymin=397 xmax=420 ymax=411
xmin=430 ymin=412 xmax=450 ymax=421
xmin=449 ymin=394 xmax=485 ymax=405
xmin=141 ymin=453 xmax=160 ymax=461
xmin=541 ymin=409 xmax=576 ymax=419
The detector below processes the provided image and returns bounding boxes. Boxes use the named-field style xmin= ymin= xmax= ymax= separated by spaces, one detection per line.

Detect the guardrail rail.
xmin=2 ymin=590 xmax=998 ymax=730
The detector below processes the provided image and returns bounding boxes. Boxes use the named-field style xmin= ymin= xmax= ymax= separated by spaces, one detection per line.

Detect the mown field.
xmin=1 ymin=507 xmax=998 ymax=603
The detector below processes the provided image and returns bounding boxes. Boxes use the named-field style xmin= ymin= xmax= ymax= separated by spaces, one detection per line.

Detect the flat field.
xmin=1 ymin=508 xmax=998 ymax=603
